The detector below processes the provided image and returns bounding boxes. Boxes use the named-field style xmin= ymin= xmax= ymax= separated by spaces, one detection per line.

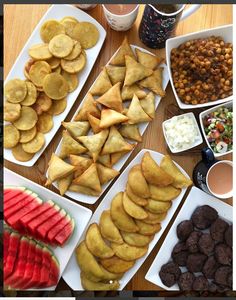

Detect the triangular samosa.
xmin=74 ymin=93 xmax=101 ymax=121
xmin=140 ymin=92 xmax=155 ymax=119
xmin=73 ymin=163 xmax=101 ymax=192
xmin=100 ymin=109 xmax=128 ymax=129
xmin=110 ymin=36 xmax=136 ymax=66
xmin=97 ymin=154 xmax=111 ymax=168
xmin=96 ymin=163 xmax=119 ymax=185
xmin=111 ymin=150 xmax=131 ymax=166
xmin=119 ymin=124 xmax=142 ymax=142
xmin=96 ymin=82 xmax=123 ymax=112
xmin=121 ymin=83 xmax=146 ymax=101
xmin=90 ymin=68 xmax=112 ymax=96
xmin=57 ymin=173 xmax=73 ymax=195
xmin=139 ymin=68 xmax=165 ymax=97
xmin=87 ymin=113 xmax=101 ymax=134
xmin=69 ymin=154 xmax=93 ymax=178
xmin=106 ymin=65 xmax=126 ymax=85
xmin=60 ymin=130 xmax=87 ymax=159
xmin=135 ymin=48 xmax=163 ymax=70
xmin=69 ymin=184 xmax=100 ymax=196
xmin=126 ymin=94 xmax=152 ymax=124
xmin=62 ymin=121 xmax=90 ymax=140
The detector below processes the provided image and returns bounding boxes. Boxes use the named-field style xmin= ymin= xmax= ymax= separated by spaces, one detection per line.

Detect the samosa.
xmin=90 ymin=68 xmax=112 ymax=96
xmin=139 ymin=68 xmax=165 ymax=97
xmin=140 ymin=92 xmax=155 ymax=119
xmin=119 ymin=124 xmax=142 ymax=142
xmin=121 ymin=83 xmax=146 ymax=101
xmin=106 ymin=65 xmax=126 ymax=85
xmin=57 ymin=173 xmax=73 ymax=195
xmin=62 ymin=121 xmax=90 ymax=140
xmin=96 ymin=82 xmax=123 ymax=112
xmin=135 ymin=48 xmax=163 ymax=70
xmin=60 ymin=131 xmax=87 ymax=159
xmin=96 ymin=163 xmax=119 ymax=185
xmin=87 ymin=113 xmax=101 ymax=134
xmin=99 ymin=109 xmax=128 ymax=129
xmin=69 ymin=154 xmax=93 ymax=178
xmin=74 ymin=93 xmax=101 ymax=121
xmin=110 ymin=36 xmax=136 ymax=66
xmin=126 ymin=94 xmax=152 ymax=124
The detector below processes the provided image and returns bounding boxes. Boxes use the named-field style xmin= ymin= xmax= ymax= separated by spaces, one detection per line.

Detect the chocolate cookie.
xmin=198 ymin=233 xmax=215 ymax=255
xmin=159 ymin=261 xmax=181 ymax=287
xmin=191 ymin=205 xmax=218 ymax=230
xmin=202 ymin=256 xmax=219 ymax=279
xmin=224 ymin=225 xmax=232 ymax=247
xmin=178 ymin=272 xmax=195 ymax=290
xmin=192 ymin=275 xmax=209 ymax=291
xmin=214 ymin=266 xmax=232 ymax=287
xmin=215 ymin=243 xmax=232 ymax=266
xmin=186 ymin=231 xmax=202 ymax=253
xmin=171 ymin=242 xmax=188 ymax=267
xmin=177 ymin=220 xmax=193 ymax=241
xmin=186 ymin=253 xmax=207 ymax=273
xmin=210 ymin=218 xmax=229 ymax=243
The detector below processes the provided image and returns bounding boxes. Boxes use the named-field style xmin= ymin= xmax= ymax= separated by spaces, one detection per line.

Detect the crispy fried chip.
xmin=123 ymin=192 xmax=148 ymax=220
xmin=40 ymin=19 xmax=65 ymax=43
xmin=74 ymin=93 xmax=100 ymax=121
xmin=110 ymin=37 xmax=136 ymax=66
xmin=19 ymin=126 xmax=37 ymax=143
xmin=111 ymin=241 xmax=148 ymax=261
xmin=126 ymin=183 xmax=148 ymax=206
xmin=46 ymin=56 xmax=61 ymax=69
xmin=73 ymin=163 xmax=101 ymax=192
xmin=96 ymin=82 xmax=123 ymax=112
xmin=135 ymin=48 xmax=163 ymax=70
xmin=29 ymin=61 xmax=51 ymax=88
xmin=126 ymin=94 xmax=152 ymax=124
xmin=96 ymin=163 xmax=119 ymax=185
xmin=71 ymin=21 xmax=99 ymax=49
xmin=28 ymin=44 xmax=53 ymax=60
xmin=61 ymin=70 xmax=79 ymax=92
xmin=4 ymin=125 xmax=20 ymax=148
xmin=61 ymin=51 xmax=86 ymax=74
xmin=37 ymin=112 xmax=54 ymax=133
xmin=62 ymin=121 xmax=90 ymax=140
xmin=121 ymin=231 xmax=153 ymax=247
xmin=106 ymin=65 xmax=126 ymax=85
xmin=24 ymin=59 xmax=35 ymax=80
xmin=53 ymin=65 xmax=61 ymax=74
xmin=81 ymin=272 xmax=120 ymax=291
xmin=12 ymin=144 xmax=35 ymax=162
xmin=100 ymin=256 xmax=135 ymax=274
xmin=90 ymin=68 xmax=112 ymax=96
xmin=119 ymin=124 xmax=142 ymax=142
xmin=60 ymin=17 xmax=78 ymax=37
xmin=57 ymin=173 xmax=73 ymax=195
xmin=64 ymin=41 xmax=82 ymax=61
xmin=22 ymin=132 xmax=45 ymax=154
xmin=145 ymin=199 xmax=171 ymax=214
xmin=4 ymin=102 xmax=21 ymax=122
xmin=5 ymin=79 xmax=27 ymax=103
xmin=21 ymin=81 xmax=37 ymax=106
xmin=13 ymin=106 xmax=38 ymax=131
xmin=99 ymin=109 xmax=128 ymax=129
xmin=49 ymin=34 xmax=74 ymax=58
xmin=60 ymin=130 xmax=87 ymax=158
xmin=135 ymin=219 xmax=161 ymax=235
xmin=47 ymin=98 xmax=67 ymax=115
xmin=121 ymin=83 xmax=147 ymax=101
xmin=139 ymin=68 xmax=165 ymax=97
xmin=99 ymin=210 xmax=123 ymax=244
xmin=128 ymin=165 xmax=150 ymax=198
xmin=43 ymin=73 xmax=69 ymax=100
xmin=149 ymin=184 xmax=181 ymax=201
xmin=140 ymin=92 xmax=155 ymax=119
xmin=33 ymin=92 xmax=52 ymax=115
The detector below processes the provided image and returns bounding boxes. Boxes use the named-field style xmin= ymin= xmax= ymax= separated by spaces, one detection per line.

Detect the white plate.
xmin=145 ymin=186 xmax=233 ymax=290
xmin=4 ymin=4 xmax=106 ymax=167
xmin=62 ymin=148 xmax=190 ymax=290
xmin=4 ymin=168 xmax=92 ymax=291
xmin=52 ymin=45 xmax=169 ymax=204
xmin=166 ymin=24 xmax=233 ymax=109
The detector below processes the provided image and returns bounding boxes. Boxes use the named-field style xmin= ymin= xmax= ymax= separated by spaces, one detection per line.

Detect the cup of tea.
xmin=139 ymin=4 xmax=201 ymax=48
xmin=102 ymin=4 xmax=139 ymax=31
xmin=193 ymin=147 xmax=233 ymax=199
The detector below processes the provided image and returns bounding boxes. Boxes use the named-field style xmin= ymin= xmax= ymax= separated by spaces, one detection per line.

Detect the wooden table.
xmin=4 ymin=4 xmax=233 ymax=291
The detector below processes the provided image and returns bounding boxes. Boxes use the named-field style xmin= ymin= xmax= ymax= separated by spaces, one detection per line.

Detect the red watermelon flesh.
xmin=4 ymin=187 xmax=26 ymax=203
xmin=54 ymin=219 xmax=75 ymax=246
xmin=3 ymin=229 xmax=11 ymax=266
xmin=47 ymin=214 xmax=71 ymax=244
xmin=4 ymin=190 xmax=34 ymax=211
xmin=4 ymin=232 xmax=21 ymax=280
xmin=46 ymin=255 xmax=60 ymax=287
xmin=7 ymin=197 xmax=43 ymax=232
xmin=39 ymin=247 xmax=52 ymax=287
xmin=25 ymin=244 xmax=43 ymax=289
xmin=37 ymin=209 xmax=67 ymax=240
xmin=4 ymin=192 xmax=37 ymax=219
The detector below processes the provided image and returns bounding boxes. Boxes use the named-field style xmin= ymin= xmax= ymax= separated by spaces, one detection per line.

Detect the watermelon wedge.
xmin=4 ymin=189 xmax=33 ymax=211
xmin=4 ymin=232 xmax=21 ymax=280
xmin=3 ymin=228 xmax=11 ymax=266
xmin=46 ymin=255 xmax=60 ymax=287
xmin=4 ymin=187 xmax=26 ymax=203
xmin=39 ymin=247 xmax=52 ymax=287
xmin=25 ymin=243 xmax=43 ymax=289
xmin=54 ymin=219 xmax=75 ymax=246
xmin=47 ymin=214 xmax=71 ymax=244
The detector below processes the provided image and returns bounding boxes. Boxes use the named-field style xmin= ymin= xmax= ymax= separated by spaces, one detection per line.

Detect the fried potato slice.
xmin=135 ymin=48 xmax=163 ymax=70
xmin=143 ymin=210 xmax=167 ymax=225
xmin=32 ymin=92 xmax=52 ymax=115
xmin=29 ymin=61 xmax=51 ymax=88
xmin=4 ymin=102 xmax=21 ymax=122
xmin=46 ymin=153 xmax=75 ymax=185
xmin=110 ymin=36 xmax=136 ymax=66
xmin=57 ymin=173 xmax=73 ymax=196
xmin=13 ymin=106 xmax=38 ymax=131
xmin=21 ymin=81 xmax=37 ymax=106
xmin=22 ymin=132 xmax=45 ymax=154
xmin=99 ymin=109 xmax=128 ymax=129
xmin=106 ymin=65 xmax=126 ymax=85
xmin=96 ymin=82 xmax=123 ymax=113
xmin=145 ymin=199 xmax=171 ymax=214
xmin=53 ymin=65 xmax=61 ymax=74
xmin=111 ymin=241 xmax=148 ymax=261
xmin=85 ymin=223 xmax=114 ymax=258
xmin=60 ymin=17 xmax=78 ymax=37
xmin=140 ymin=92 xmax=155 ymax=119
xmin=124 ymin=55 xmax=153 ymax=86
xmin=78 ymin=129 xmax=109 ymax=162
xmin=24 ymin=59 xmax=35 ymax=80
xmin=149 ymin=184 xmax=181 ymax=201
xmin=40 ymin=19 xmax=65 ymax=43
xmin=74 ymin=93 xmax=100 ymax=121
xmin=128 ymin=165 xmax=150 ymax=198
xmin=121 ymin=231 xmax=153 ymax=247
xmin=139 ymin=68 xmax=165 ymax=97
xmin=28 ymin=43 xmax=53 ymax=60
xmin=4 ymin=125 xmax=20 ymax=148
xmin=90 ymin=67 xmax=112 ymax=96
xmin=100 ymin=255 xmax=135 ymax=274
xmin=126 ymin=183 xmax=148 ymax=206
xmin=121 ymin=84 xmax=146 ymax=101
xmin=46 ymin=56 xmax=61 ymax=69
xmin=126 ymin=94 xmax=152 ymax=124
xmin=37 ymin=112 xmax=53 ymax=133
xmin=47 ymin=98 xmax=67 ymax=115
xmin=99 ymin=210 xmax=123 ymax=244
xmin=110 ymin=192 xmax=138 ymax=233
xmin=81 ymin=272 xmax=120 ymax=291
xmin=101 ymin=126 xmax=133 ymax=155
xmin=135 ymin=220 xmax=161 ymax=235
xmin=69 ymin=184 xmax=101 ymax=196
xmin=73 ymin=163 xmax=101 ymax=193
xmin=62 ymin=121 xmax=90 ymax=140
xmin=12 ymin=144 xmax=35 ymax=162
xmin=160 ymin=155 xmax=193 ymax=189
xmin=19 ymin=126 xmax=37 ymax=143
xmin=61 ymin=51 xmax=86 ymax=74
xmin=61 ymin=70 xmax=79 ymax=92
xmin=5 ymin=79 xmax=27 ymax=103
xmin=71 ymin=21 xmax=99 ymax=49
xmin=123 ymin=192 xmax=148 ymax=220
xmin=69 ymin=154 xmax=93 ymax=178
xmin=119 ymin=124 xmax=142 ymax=142
xmin=43 ymin=73 xmax=69 ymax=100
xmin=142 ymin=152 xmax=174 ymax=186
xmin=64 ymin=40 xmax=82 ymax=60
xmin=87 ymin=113 xmax=101 ymax=134
xmin=60 ymin=130 xmax=87 ymax=158
xmin=49 ymin=34 xmax=74 ymax=58
xmin=97 ymin=154 xmax=111 ymax=168
xmin=96 ymin=163 xmax=119 ymax=185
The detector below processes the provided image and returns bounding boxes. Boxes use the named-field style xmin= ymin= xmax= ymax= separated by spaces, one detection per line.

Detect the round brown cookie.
xmin=186 ymin=253 xmax=207 ymax=273
xmin=192 ymin=275 xmax=209 ymax=291
xmin=215 ymin=243 xmax=232 ymax=266
xmin=191 ymin=205 xmax=218 ymax=230
xmin=178 ymin=272 xmax=195 ymax=291
xmin=214 ymin=266 xmax=232 ymax=287
xmin=198 ymin=233 xmax=215 ymax=256
xmin=177 ymin=220 xmax=193 ymax=241
xmin=159 ymin=261 xmax=181 ymax=287
xmin=202 ymin=256 xmax=219 ymax=279
xmin=171 ymin=242 xmax=188 ymax=267
xmin=210 ymin=218 xmax=229 ymax=243
xmin=224 ymin=225 xmax=232 ymax=247
xmin=186 ymin=231 xmax=202 ymax=253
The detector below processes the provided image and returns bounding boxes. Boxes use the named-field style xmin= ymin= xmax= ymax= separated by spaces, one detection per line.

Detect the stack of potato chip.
xmin=75 ymin=151 xmax=192 ymax=290
xmin=46 ymin=37 xmax=166 ymax=196
xmin=4 ymin=17 xmax=99 ymax=162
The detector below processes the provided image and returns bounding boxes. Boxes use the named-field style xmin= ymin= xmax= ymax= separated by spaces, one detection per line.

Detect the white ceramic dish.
xmin=4 ymin=4 xmax=106 ymax=167
xmin=199 ymin=100 xmax=233 ymax=157
xmin=62 ymin=148 xmax=190 ymax=290
xmin=52 ymin=45 xmax=169 ymax=204
xmin=4 ymin=168 xmax=92 ymax=291
xmin=162 ymin=112 xmax=203 ymax=153
xmin=166 ymin=24 xmax=233 ymax=109
xmin=145 ymin=186 xmax=233 ymax=291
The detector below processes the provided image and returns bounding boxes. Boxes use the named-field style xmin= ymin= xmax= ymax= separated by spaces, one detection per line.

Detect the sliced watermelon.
xmin=3 ymin=228 xmax=11 ymax=266
xmin=26 ymin=244 xmax=43 ymax=289
xmin=39 ymin=247 xmax=52 ymax=287
xmin=54 ymin=219 xmax=75 ymax=246
xmin=4 ymin=189 xmax=33 ymax=210
xmin=4 ymin=187 xmax=26 ymax=203
xmin=4 ymin=232 xmax=21 ymax=280
xmin=47 ymin=214 xmax=71 ymax=244
xmin=46 ymin=255 xmax=60 ymax=287
xmin=37 ymin=209 xmax=67 ymax=240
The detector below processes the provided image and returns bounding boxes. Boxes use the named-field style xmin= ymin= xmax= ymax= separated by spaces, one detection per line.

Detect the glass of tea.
xmin=102 ymin=4 xmax=139 ymax=31
xmin=139 ymin=4 xmax=201 ymax=48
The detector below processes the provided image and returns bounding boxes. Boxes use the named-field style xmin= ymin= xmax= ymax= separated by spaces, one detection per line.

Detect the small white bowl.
xmin=166 ymin=24 xmax=233 ymax=109
xmin=199 ymin=100 xmax=233 ymax=157
xmin=162 ymin=112 xmax=203 ymax=153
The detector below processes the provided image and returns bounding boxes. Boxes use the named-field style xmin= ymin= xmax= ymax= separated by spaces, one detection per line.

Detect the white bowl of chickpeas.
xmin=166 ymin=24 xmax=233 ymax=109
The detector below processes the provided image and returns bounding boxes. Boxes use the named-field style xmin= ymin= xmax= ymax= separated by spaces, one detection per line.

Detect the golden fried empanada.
xmin=128 ymin=165 xmax=150 ymax=198
xmin=99 ymin=210 xmax=123 ymax=244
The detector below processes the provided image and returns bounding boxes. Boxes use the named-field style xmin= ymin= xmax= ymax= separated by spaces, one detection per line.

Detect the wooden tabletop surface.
xmin=4 ymin=4 xmax=233 ymax=291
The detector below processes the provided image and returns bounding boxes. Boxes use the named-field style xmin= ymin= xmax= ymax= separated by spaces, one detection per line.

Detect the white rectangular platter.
xmin=52 ymin=45 xmax=169 ymax=204
xmin=4 ymin=168 xmax=92 ymax=290
xmin=62 ymin=149 xmax=189 ymax=290
xmin=145 ymin=186 xmax=233 ymax=291
xmin=4 ymin=4 xmax=106 ymax=167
